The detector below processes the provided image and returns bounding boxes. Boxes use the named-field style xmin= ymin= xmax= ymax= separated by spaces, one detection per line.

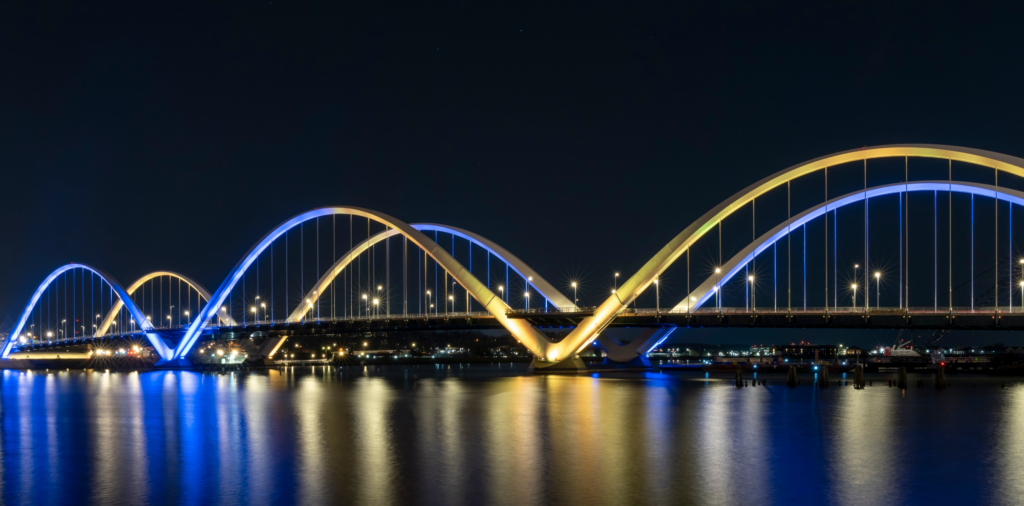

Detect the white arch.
xmin=95 ymin=271 xmax=233 ymax=337
xmin=286 ymin=223 xmax=573 ymax=322
xmin=412 ymin=224 xmax=573 ymax=308
xmin=536 ymin=145 xmax=1024 ymax=364
xmin=170 ymin=207 xmax=557 ymax=361
xmin=1 ymin=263 xmax=172 ymax=360
xmin=671 ymin=180 xmax=1024 ymax=311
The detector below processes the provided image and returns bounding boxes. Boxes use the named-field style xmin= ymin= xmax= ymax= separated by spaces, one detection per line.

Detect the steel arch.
xmin=540 ymin=145 xmax=1024 ymax=363
xmin=0 ymin=263 xmax=172 ymax=360
xmin=671 ymin=180 xmax=1024 ymax=311
xmin=286 ymin=223 xmax=572 ymax=322
xmin=95 ymin=271 xmax=233 ymax=337
xmin=169 ymin=207 xmax=556 ymax=361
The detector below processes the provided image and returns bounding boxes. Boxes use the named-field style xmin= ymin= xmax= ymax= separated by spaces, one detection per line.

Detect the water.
xmin=0 ymin=365 xmax=1020 ymax=505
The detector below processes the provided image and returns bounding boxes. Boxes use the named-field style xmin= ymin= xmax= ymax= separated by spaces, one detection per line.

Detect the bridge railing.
xmin=506 ymin=306 xmax=598 ymax=315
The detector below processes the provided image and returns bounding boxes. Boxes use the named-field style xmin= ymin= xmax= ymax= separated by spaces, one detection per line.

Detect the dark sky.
xmin=3 ymin=0 xmax=1024 ymax=339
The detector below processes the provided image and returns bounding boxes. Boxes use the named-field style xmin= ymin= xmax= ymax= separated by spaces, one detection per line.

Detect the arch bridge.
xmin=7 ymin=144 xmax=1024 ymax=369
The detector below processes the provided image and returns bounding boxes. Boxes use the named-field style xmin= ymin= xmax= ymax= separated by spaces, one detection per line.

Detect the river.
xmin=0 ymin=365 xmax=1019 ymax=505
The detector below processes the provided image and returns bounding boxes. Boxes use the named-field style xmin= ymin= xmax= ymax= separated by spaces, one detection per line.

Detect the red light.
xmin=941 ymin=362 xmax=946 ymax=366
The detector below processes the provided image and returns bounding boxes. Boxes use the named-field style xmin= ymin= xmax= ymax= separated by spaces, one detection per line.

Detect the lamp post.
xmin=251 ymin=306 xmax=258 ymax=325
xmin=497 ymin=286 xmax=503 ymax=305
xmin=615 ymin=272 xmax=619 ymax=293
xmin=875 ymin=272 xmax=881 ymax=309
xmin=362 ymin=294 xmax=367 ymax=318
xmin=715 ymin=268 xmax=721 ymax=310
xmin=261 ymin=303 xmax=266 ymax=323
xmin=572 ymin=282 xmax=578 ymax=310
xmin=851 ymin=284 xmax=858 ymax=311
xmin=655 ymin=278 xmax=660 ymax=314
xmin=426 ymin=290 xmax=432 ymax=316
xmin=748 ymin=276 xmax=754 ymax=312
xmin=1019 ymin=281 xmax=1023 ymax=314
xmin=525 ymin=291 xmax=530 ymax=311
xmin=447 ymin=295 xmax=453 ymax=316
xmin=373 ymin=298 xmax=379 ymax=317
xmin=185 ymin=310 xmax=190 ymax=325
xmin=853 ymin=264 xmax=859 ymax=309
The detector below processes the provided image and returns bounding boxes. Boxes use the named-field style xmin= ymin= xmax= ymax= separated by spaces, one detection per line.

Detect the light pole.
xmin=1019 ymin=281 xmax=1023 ymax=314
xmin=715 ymin=268 xmax=721 ymax=310
xmin=853 ymin=264 xmax=860 ymax=309
xmin=362 ymin=294 xmax=367 ymax=318
xmin=166 ymin=315 xmax=171 ymax=328
xmin=851 ymin=284 xmax=857 ymax=311
xmin=426 ymin=290 xmax=432 ymax=316
xmin=497 ymin=286 xmax=503 ymax=305
xmin=572 ymin=282 xmax=578 ymax=310
xmin=875 ymin=272 xmax=880 ymax=309
xmin=447 ymin=295 xmax=453 ymax=316
xmin=373 ymin=298 xmax=379 ymax=317
xmin=261 ymin=303 xmax=266 ymax=323
xmin=251 ymin=306 xmax=257 ymax=324
xmin=615 ymin=272 xmax=619 ymax=293
xmin=185 ymin=310 xmax=190 ymax=325
xmin=655 ymin=278 xmax=660 ymax=314
xmin=169 ymin=306 xmax=174 ymax=326
xmin=526 ymin=276 xmax=533 ymax=310
xmin=748 ymin=276 xmax=754 ymax=312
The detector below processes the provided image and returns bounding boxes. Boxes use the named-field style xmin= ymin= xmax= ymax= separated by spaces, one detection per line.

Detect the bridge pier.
xmin=527 ymin=355 xmax=588 ymax=372
xmin=595 ymin=328 xmax=676 ymax=369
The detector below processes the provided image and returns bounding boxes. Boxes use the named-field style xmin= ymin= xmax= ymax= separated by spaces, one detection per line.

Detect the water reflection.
xmin=0 ymin=368 xmax=1021 ymax=505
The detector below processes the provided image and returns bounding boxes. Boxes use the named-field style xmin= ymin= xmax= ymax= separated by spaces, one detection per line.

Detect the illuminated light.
xmin=715 ymin=268 xmax=721 ymax=273
xmin=216 ymin=349 xmax=224 ymax=356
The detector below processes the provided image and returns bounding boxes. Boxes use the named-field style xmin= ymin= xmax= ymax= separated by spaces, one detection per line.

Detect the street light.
xmin=655 ymin=278 xmax=660 ymax=314
xmin=373 ymin=298 xmax=380 ymax=317
xmin=362 ymin=294 xmax=368 ymax=318
xmin=854 ymin=264 xmax=860 ymax=308
xmin=851 ymin=284 xmax=858 ymax=311
xmin=426 ymin=290 xmax=432 ymax=316
xmin=715 ymin=268 xmax=722 ymax=310
xmin=498 ymin=286 xmax=504 ymax=304
xmin=614 ymin=272 xmax=619 ymax=293
xmin=447 ymin=295 xmax=453 ymax=316
xmin=525 ymin=291 xmax=530 ymax=310
xmin=747 ymin=276 xmax=754 ymax=312
xmin=1019 ymin=281 xmax=1023 ymax=314
xmin=875 ymin=272 xmax=881 ymax=308
xmin=184 ymin=310 xmax=190 ymax=324
xmin=572 ymin=282 xmax=578 ymax=310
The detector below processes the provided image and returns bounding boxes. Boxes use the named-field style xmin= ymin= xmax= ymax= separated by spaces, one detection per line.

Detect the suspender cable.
xmin=825 ymin=167 xmax=829 ymax=312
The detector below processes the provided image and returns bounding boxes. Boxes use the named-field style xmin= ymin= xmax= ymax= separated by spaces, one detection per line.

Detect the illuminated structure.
xmin=6 ymin=145 xmax=1024 ymax=369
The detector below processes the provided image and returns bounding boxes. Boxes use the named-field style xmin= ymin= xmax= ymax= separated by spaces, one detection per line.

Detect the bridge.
xmin=6 ymin=144 xmax=1024 ymax=369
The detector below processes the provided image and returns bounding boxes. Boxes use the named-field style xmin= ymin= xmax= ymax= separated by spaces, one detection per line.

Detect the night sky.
xmin=3 ymin=1 xmax=1024 ymax=346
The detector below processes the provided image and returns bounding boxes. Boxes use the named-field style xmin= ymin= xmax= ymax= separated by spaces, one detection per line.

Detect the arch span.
xmin=95 ymin=271 xmax=233 ymax=337
xmin=0 ymin=263 xmax=172 ymax=360
xmin=537 ymin=145 xmax=1024 ymax=364
xmin=170 ymin=207 xmax=557 ymax=361
xmin=286 ymin=223 xmax=572 ymax=322
xmin=671 ymin=180 xmax=1024 ymax=311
